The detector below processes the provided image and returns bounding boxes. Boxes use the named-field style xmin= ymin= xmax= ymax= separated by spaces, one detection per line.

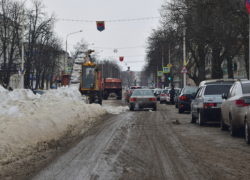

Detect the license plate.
xmin=218 ymin=104 xmax=221 ymax=107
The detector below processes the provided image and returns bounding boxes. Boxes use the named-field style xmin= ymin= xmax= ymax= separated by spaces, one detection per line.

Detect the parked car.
xmin=220 ymin=80 xmax=250 ymax=136
xmin=190 ymin=84 xmax=232 ymax=126
xmin=174 ymin=89 xmax=182 ymax=108
xmin=165 ymin=88 xmax=181 ymax=104
xmin=129 ymin=89 xmax=157 ymax=111
xmin=160 ymin=89 xmax=168 ymax=104
xmin=154 ymin=89 xmax=162 ymax=101
xmin=33 ymin=90 xmax=46 ymax=95
xmin=176 ymin=86 xmax=199 ymax=113
xmin=199 ymin=79 xmax=234 ymax=87
xmin=125 ymin=89 xmax=135 ymax=103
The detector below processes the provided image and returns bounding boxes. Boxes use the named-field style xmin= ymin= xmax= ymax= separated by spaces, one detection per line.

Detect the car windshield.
xmin=162 ymin=90 xmax=167 ymax=94
xmin=242 ymin=83 xmax=250 ymax=94
xmin=204 ymin=85 xmax=232 ymax=95
xmin=133 ymin=90 xmax=154 ymax=96
xmin=183 ymin=87 xmax=198 ymax=94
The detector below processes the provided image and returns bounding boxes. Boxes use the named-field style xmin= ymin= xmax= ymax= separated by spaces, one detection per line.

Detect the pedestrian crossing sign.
xmin=163 ymin=67 xmax=169 ymax=73
xmin=180 ymin=66 xmax=188 ymax=73
xmin=158 ymin=71 xmax=163 ymax=76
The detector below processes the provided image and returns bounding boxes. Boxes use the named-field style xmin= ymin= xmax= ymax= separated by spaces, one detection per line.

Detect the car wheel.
xmin=220 ymin=113 xmax=228 ymax=131
xmin=229 ymin=114 xmax=238 ymax=136
xmin=198 ymin=111 xmax=205 ymax=126
xmin=190 ymin=112 xmax=196 ymax=123
xmin=245 ymin=119 xmax=250 ymax=144
xmin=153 ymin=106 xmax=157 ymax=111
xmin=130 ymin=107 xmax=134 ymax=111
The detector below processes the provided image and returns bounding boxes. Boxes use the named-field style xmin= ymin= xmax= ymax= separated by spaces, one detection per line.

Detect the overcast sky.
xmin=26 ymin=0 xmax=164 ymax=71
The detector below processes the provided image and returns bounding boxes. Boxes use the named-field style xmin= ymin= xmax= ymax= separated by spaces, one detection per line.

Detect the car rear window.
xmin=204 ymin=85 xmax=231 ymax=95
xmin=183 ymin=87 xmax=198 ymax=94
xmin=133 ymin=90 xmax=153 ymax=96
xmin=242 ymin=83 xmax=250 ymax=94
xmin=130 ymin=86 xmax=142 ymax=89
xmin=162 ymin=90 xmax=167 ymax=94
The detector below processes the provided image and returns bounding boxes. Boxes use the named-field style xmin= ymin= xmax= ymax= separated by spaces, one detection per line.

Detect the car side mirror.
xmin=222 ymin=93 xmax=227 ymax=99
xmin=244 ymin=98 xmax=250 ymax=104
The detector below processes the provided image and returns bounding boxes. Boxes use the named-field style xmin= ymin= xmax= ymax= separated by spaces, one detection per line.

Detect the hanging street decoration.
xmin=158 ymin=71 xmax=163 ymax=76
xmin=130 ymin=71 xmax=133 ymax=74
xmin=247 ymin=0 xmax=250 ymax=14
xmin=119 ymin=56 xmax=124 ymax=62
xmin=163 ymin=67 xmax=169 ymax=73
xmin=96 ymin=21 xmax=105 ymax=32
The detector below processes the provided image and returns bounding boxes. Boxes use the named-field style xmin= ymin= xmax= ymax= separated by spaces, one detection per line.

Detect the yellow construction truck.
xmin=79 ymin=50 xmax=103 ymax=105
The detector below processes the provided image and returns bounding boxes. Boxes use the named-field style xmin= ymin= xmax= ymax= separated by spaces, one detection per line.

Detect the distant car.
xmin=130 ymin=86 xmax=142 ymax=89
xmin=154 ymin=89 xmax=162 ymax=101
xmin=190 ymin=84 xmax=232 ymax=126
xmin=33 ymin=90 xmax=46 ymax=95
xmin=160 ymin=89 xmax=168 ymax=104
xmin=130 ymin=89 xmax=157 ymax=111
xmin=220 ymin=80 xmax=250 ymax=136
xmin=242 ymin=98 xmax=250 ymax=144
xmin=176 ymin=86 xmax=199 ymax=113
xmin=199 ymin=79 xmax=234 ymax=87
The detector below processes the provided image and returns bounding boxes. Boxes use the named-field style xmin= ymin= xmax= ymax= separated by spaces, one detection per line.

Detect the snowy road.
xmin=31 ymin=99 xmax=250 ymax=180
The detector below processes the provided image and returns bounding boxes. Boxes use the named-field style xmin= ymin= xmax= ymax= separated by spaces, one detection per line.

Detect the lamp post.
xmin=65 ymin=30 xmax=82 ymax=73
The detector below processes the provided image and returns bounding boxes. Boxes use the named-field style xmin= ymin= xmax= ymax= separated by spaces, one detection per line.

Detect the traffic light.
xmin=168 ymin=76 xmax=171 ymax=80
xmin=151 ymin=81 xmax=154 ymax=85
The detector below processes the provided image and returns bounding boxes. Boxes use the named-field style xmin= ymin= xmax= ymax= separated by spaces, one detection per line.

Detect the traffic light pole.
xmin=183 ymin=28 xmax=186 ymax=88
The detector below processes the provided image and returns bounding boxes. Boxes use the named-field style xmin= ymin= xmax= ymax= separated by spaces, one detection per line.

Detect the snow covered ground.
xmin=0 ymin=85 xmax=127 ymax=169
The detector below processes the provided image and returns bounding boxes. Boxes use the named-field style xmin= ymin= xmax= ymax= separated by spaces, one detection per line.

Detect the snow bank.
xmin=104 ymin=105 xmax=129 ymax=114
xmin=0 ymin=85 xmax=106 ymax=165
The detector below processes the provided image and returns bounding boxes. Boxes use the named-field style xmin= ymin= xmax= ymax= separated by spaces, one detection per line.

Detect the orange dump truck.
xmin=103 ymin=78 xmax=122 ymax=100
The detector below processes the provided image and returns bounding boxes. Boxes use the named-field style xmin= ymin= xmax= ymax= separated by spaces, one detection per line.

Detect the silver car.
xmin=160 ymin=89 xmax=168 ymax=104
xmin=190 ymin=84 xmax=232 ymax=126
xmin=221 ymin=81 xmax=250 ymax=136
xmin=130 ymin=89 xmax=157 ymax=111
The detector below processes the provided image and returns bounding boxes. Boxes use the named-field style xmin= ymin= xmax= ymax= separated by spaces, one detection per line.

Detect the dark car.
xmin=176 ymin=86 xmax=199 ymax=113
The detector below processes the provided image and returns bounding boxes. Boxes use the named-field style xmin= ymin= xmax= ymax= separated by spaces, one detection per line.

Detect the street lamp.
xmin=65 ymin=30 xmax=82 ymax=73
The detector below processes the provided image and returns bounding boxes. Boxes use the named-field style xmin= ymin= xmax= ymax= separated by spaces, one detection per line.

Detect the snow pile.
xmin=0 ymin=85 xmax=106 ymax=166
xmin=103 ymin=105 xmax=129 ymax=114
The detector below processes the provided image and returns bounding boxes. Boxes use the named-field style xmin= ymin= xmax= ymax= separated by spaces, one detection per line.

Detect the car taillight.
xmin=180 ymin=96 xmax=188 ymax=100
xmin=203 ymin=103 xmax=217 ymax=108
xmin=149 ymin=98 xmax=155 ymax=101
xmin=130 ymin=98 xmax=137 ymax=102
xmin=160 ymin=94 xmax=165 ymax=96
xmin=167 ymin=93 xmax=170 ymax=97
xmin=235 ymin=100 xmax=249 ymax=107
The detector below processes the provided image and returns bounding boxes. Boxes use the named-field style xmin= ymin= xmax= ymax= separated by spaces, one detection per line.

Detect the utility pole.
xmin=183 ymin=28 xmax=186 ymax=88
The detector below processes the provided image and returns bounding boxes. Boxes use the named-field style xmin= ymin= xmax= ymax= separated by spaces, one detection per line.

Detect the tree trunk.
xmin=244 ymin=41 xmax=249 ymax=79
xmin=227 ymin=57 xmax=234 ymax=79
xmin=211 ymin=47 xmax=223 ymax=79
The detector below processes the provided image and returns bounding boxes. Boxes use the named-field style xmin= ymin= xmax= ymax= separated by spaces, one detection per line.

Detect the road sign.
xmin=158 ymin=71 xmax=163 ymax=76
xmin=167 ymin=63 xmax=172 ymax=68
xmin=180 ymin=66 xmax=188 ymax=73
xmin=163 ymin=67 xmax=169 ymax=73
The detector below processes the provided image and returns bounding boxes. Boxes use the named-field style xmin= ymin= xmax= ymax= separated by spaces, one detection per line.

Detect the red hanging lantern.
xmin=130 ymin=71 xmax=133 ymax=74
xmin=119 ymin=56 xmax=124 ymax=62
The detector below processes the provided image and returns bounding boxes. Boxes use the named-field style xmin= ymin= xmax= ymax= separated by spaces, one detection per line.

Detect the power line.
xmin=93 ymin=46 xmax=144 ymax=50
xmin=55 ymin=17 xmax=159 ymax=23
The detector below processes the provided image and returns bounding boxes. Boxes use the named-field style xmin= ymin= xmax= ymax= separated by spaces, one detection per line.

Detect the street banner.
xmin=180 ymin=66 xmax=188 ymax=73
xmin=158 ymin=71 xmax=163 ymax=76
xmin=119 ymin=56 xmax=124 ymax=62
xmin=96 ymin=21 xmax=105 ymax=32
xmin=163 ymin=67 xmax=169 ymax=73
xmin=247 ymin=0 xmax=250 ymax=14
